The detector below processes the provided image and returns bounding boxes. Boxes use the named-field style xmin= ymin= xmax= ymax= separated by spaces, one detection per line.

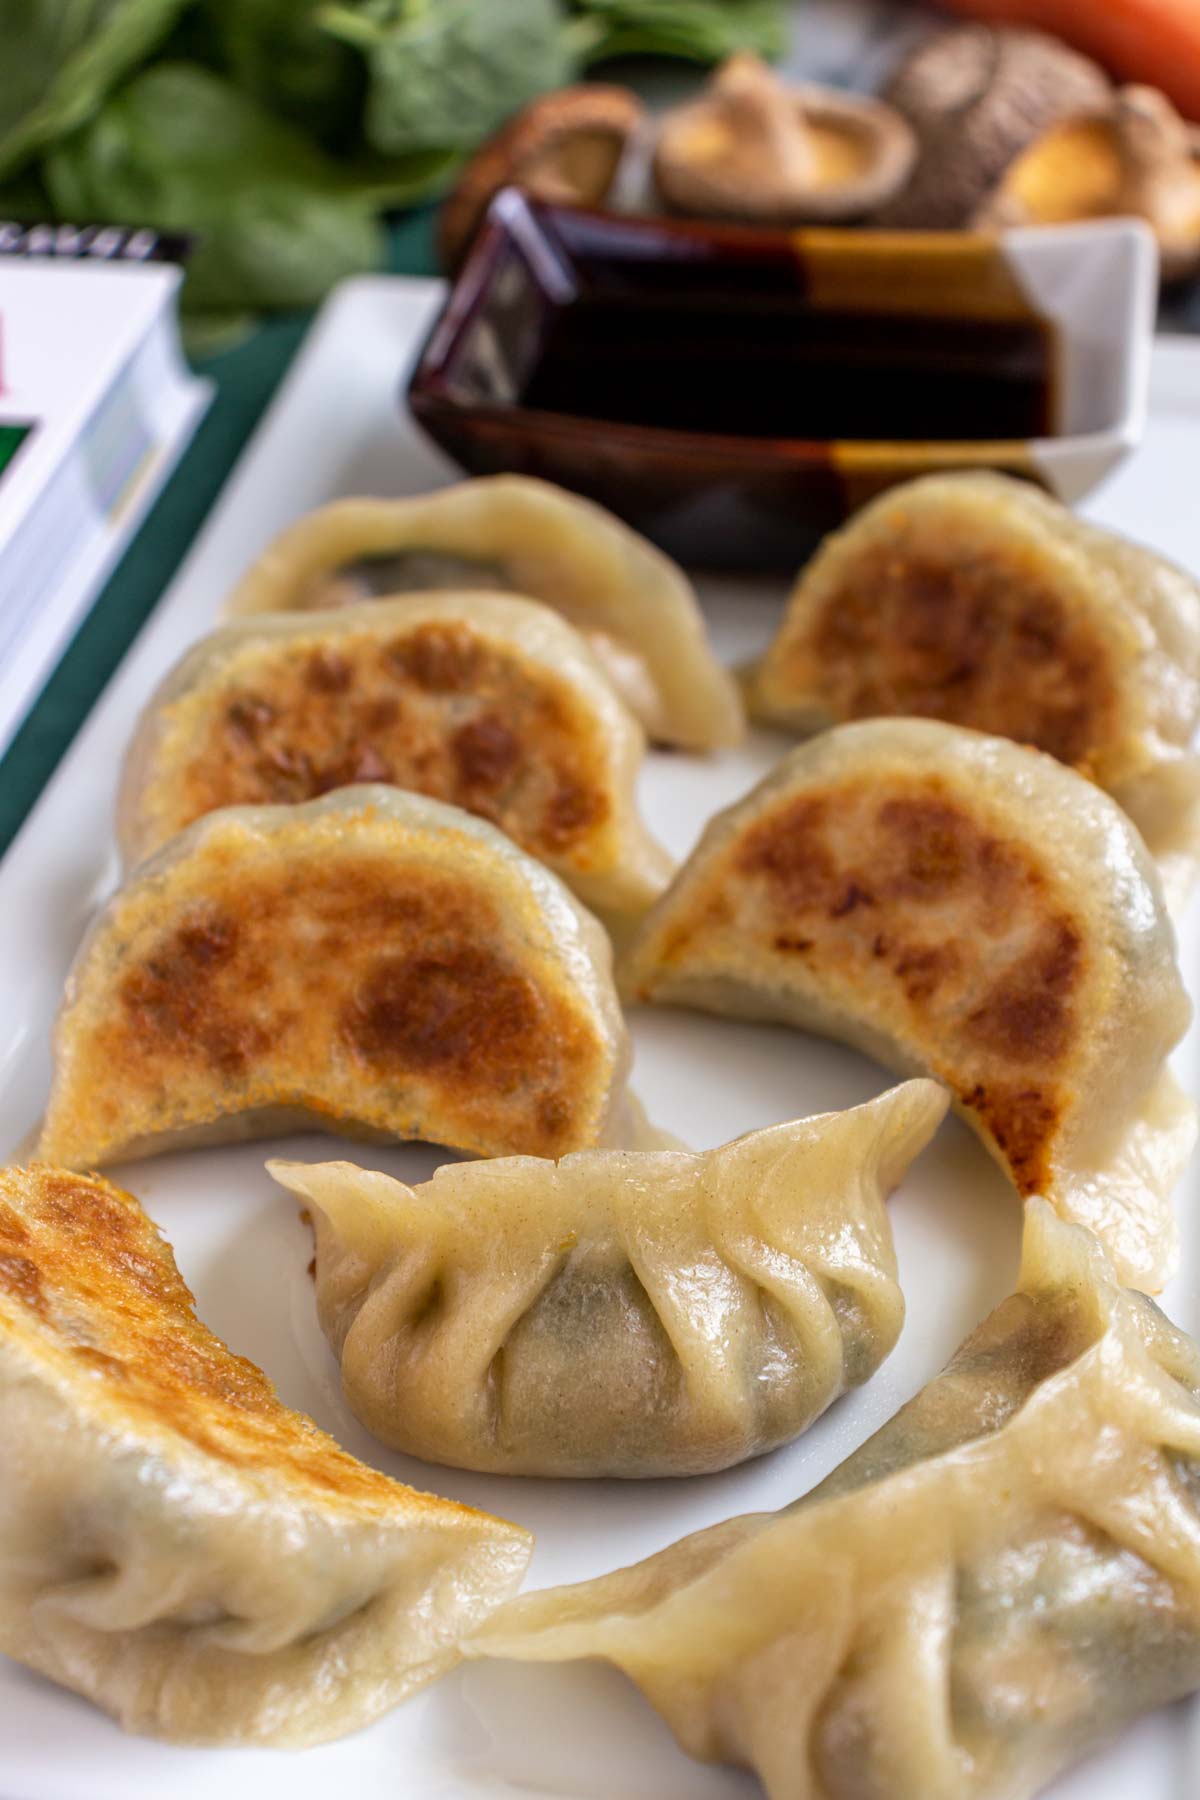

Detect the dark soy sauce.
xmin=521 ymin=294 xmax=1057 ymax=442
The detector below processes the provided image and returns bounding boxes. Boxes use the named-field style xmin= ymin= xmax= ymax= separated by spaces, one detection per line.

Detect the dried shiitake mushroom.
xmin=439 ymin=85 xmax=645 ymax=271
xmin=652 ymin=53 xmax=916 ymax=225
xmin=878 ymin=24 xmax=1113 ymax=228
xmin=979 ymin=85 xmax=1200 ymax=281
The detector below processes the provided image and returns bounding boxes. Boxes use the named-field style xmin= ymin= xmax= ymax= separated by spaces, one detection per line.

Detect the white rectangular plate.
xmin=0 ymin=276 xmax=1196 ymax=1800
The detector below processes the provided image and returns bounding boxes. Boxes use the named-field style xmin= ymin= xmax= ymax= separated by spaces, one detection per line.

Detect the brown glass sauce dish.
xmin=406 ymin=192 xmax=1083 ymax=569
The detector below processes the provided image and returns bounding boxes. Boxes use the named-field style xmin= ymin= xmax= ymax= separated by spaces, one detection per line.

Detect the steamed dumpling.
xmin=38 ymin=786 xmax=645 ymax=1170
xmin=623 ymin=719 xmax=1195 ymax=1290
xmin=270 ymin=1080 xmax=948 ymax=1480
xmin=224 ymin=475 xmax=744 ymax=750
xmin=0 ymin=1163 xmax=531 ymax=1746
xmin=117 ymin=593 xmax=672 ymax=925
xmin=751 ymin=473 xmax=1200 ymax=904
xmin=468 ymin=1202 xmax=1200 ymax=1800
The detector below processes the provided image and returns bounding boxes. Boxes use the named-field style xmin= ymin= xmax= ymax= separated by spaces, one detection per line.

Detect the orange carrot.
xmin=936 ymin=0 xmax=1200 ymax=124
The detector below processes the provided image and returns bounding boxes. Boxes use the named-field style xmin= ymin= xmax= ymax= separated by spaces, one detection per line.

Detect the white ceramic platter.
xmin=0 ymin=277 xmax=1197 ymax=1800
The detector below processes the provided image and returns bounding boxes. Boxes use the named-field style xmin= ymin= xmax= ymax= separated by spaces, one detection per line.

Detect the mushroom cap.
xmin=974 ymin=82 xmax=1200 ymax=282
xmin=879 ymin=23 xmax=1113 ymax=229
xmin=1113 ymin=87 xmax=1200 ymax=279
xmin=653 ymin=54 xmax=917 ymax=226
xmin=438 ymin=85 xmax=646 ymax=272
xmin=976 ymin=114 xmax=1120 ymax=219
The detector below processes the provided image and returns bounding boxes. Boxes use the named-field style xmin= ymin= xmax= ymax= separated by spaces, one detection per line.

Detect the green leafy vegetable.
xmin=200 ymin=0 xmax=367 ymax=148
xmin=43 ymin=64 xmax=405 ymax=311
xmin=179 ymin=309 xmax=259 ymax=356
xmin=0 ymin=0 xmax=193 ymax=180
xmin=319 ymin=0 xmax=579 ymax=154
xmin=2 ymin=0 xmax=788 ymax=327
xmin=0 ymin=164 xmax=52 ymax=219
xmin=572 ymin=0 xmax=787 ymax=64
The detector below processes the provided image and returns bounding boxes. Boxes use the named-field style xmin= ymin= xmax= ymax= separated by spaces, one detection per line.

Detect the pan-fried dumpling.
xmin=0 ymin=1163 xmax=531 ymax=1747
xmin=270 ymin=1080 xmax=948 ymax=1480
xmin=469 ymin=1202 xmax=1200 ymax=1800
xmin=623 ymin=719 xmax=1195 ymax=1290
xmin=117 ymin=593 xmax=672 ymax=926
xmin=38 ymin=786 xmax=646 ymax=1171
xmin=224 ymin=475 xmax=744 ymax=751
xmin=751 ymin=473 xmax=1200 ymax=905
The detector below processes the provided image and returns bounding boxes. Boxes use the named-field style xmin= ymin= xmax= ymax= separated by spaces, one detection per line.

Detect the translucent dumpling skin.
xmin=469 ymin=1203 xmax=1200 ymax=1800
xmin=38 ymin=786 xmax=642 ymax=1170
xmin=270 ymin=1080 xmax=948 ymax=1479
xmin=118 ymin=593 xmax=673 ymax=926
xmin=622 ymin=719 xmax=1195 ymax=1291
xmin=224 ymin=476 xmax=745 ymax=751
xmin=751 ymin=473 xmax=1200 ymax=905
xmin=0 ymin=1164 xmax=531 ymax=1746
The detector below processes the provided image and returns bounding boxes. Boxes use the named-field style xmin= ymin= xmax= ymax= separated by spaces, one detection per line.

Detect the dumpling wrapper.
xmin=269 ymin=1079 xmax=948 ymax=1480
xmin=223 ymin=475 xmax=744 ymax=751
xmin=0 ymin=1163 xmax=531 ymax=1747
xmin=622 ymin=719 xmax=1195 ymax=1291
xmin=469 ymin=1201 xmax=1200 ymax=1800
xmin=38 ymin=786 xmax=649 ymax=1171
xmin=751 ymin=473 xmax=1200 ymax=907
xmin=117 ymin=592 xmax=672 ymax=927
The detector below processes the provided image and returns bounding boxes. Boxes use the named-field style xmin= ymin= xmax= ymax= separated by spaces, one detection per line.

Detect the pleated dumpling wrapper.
xmin=469 ymin=1202 xmax=1200 ymax=1800
xmin=223 ymin=475 xmax=744 ymax=751
xmin=38 ymin=786 xmax=648 ymax=1171
xmin=751 ymin=473 xmax=1200 ymax=906
xmin=270 ymin=1079 xmax=948 ymax=1480
xmin=0 ymin=1164 xmax=531 ymax=1747
xmin=117 ymin=592 xmax=672 ymax=926
xmin=622 ymin=719 xmax=1195 ymax=1291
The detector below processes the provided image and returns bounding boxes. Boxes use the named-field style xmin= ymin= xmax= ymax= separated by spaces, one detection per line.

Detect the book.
xmin=0 ymin=258 xmax=211 ymax=759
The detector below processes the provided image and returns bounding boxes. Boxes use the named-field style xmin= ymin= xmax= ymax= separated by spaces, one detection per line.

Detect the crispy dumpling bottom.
xmin=0 ymin=1164 xmax=531 ymax=1746
xmin=623 ymin=719 xmax=1195 ymax=1290
xmin=117 ymin=593 xmax=673 ymax=924
xmin=223 ymin=476 xmax=745 ymax=751
xmin=751 ymin=472 xmax=1200 ymax=906
xmin=39 ymin=786 xmax=641 ymax=1171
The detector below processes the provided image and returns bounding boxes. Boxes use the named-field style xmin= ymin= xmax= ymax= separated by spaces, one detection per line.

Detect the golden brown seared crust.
xmin=0 ymin=1166 xmax=429 ymax=1510
xmin=223 ymin=481 xmax=747 ymax=754
xmin=41 ymin=791 xmax=630 ymax=1171
xmin=797 ymin=536 xmax=1120 ymax=770
xmin=145 ymin=621 xmax=607 ymax=867
xmin=74 ymin=851 xmax=605 ymax=1161
xmin=625 ymin=717 xmax=1192 ymax=1291
xmin=753 ymin=473 xmax=1200 ymax=915
xmin=651 ymin=775 xmax=1088 ymax=1194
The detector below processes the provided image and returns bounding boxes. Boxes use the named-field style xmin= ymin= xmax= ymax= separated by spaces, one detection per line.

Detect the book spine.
xmin=0 ymin=222 xmax=192 ymax=264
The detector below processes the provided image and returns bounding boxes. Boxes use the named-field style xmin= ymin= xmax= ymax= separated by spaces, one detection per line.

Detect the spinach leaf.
xmin=180 ymin=309 xmax=258 ymax=356
xmin=4 ymin=0 xmax=784 ymax=332
xmin=43 ymin=64 xmax=402 ymax=312
xmin=319 ymin=0 xmax=579 ymax=155
xmin=0 ymin=164 xmax=52 ymax=220
xmin=200 ymin=0 xmax=366 ymax=148
xmin=0 ymin=0 xmax=193 ymax=180
xmin=572 ymin=0 xmax=786 ymax=64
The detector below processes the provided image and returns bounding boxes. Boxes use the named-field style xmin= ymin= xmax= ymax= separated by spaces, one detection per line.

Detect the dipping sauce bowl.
xmin=408 ymin=192 xmax=1155 ymax=568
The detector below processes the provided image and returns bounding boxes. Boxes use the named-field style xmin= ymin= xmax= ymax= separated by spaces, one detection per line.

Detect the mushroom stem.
xmin=710 ymin=53 xmax=819 ymax=189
